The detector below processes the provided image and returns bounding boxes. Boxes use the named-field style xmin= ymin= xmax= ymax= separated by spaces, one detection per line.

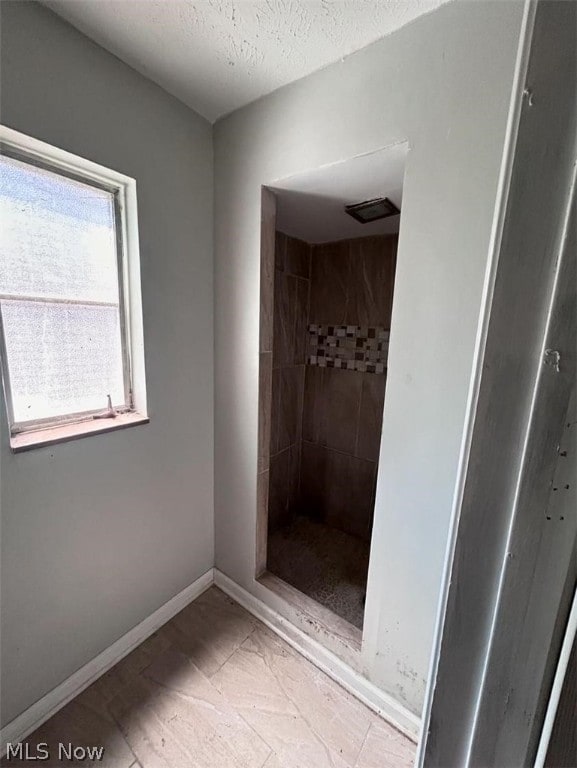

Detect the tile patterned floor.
xmin=2 ymin=588 xmax=416 ymax=768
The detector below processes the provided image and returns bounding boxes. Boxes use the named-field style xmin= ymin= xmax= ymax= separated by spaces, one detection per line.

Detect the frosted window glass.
xmin=1 ymin=300 xmax=125 ymax=421
xmin=0 ymin=155 xmax=119 ymax=302
xmin=0 ymin=154 xmax=127 ymax=424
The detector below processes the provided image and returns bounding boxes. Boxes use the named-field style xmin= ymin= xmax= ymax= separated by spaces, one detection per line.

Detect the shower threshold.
xmin=257 ymin=570 xmax=363 ymax=664
xmin=267 ymin=515 xmax=370 ymax=628
xmin=259 ymin=516 xmax=371 ymax=663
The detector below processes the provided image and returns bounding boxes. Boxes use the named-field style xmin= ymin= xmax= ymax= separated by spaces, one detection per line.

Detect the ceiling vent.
xmin=344 ymin=197 xmax=400 ymax=224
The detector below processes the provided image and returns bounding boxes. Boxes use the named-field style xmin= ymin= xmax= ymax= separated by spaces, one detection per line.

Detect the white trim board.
xmin=0 ymin=568 xmax=215 ymax=756
xmin=415 ymin=2 xmax=536 ymax=763
xmin=214 ymin=569 xmax=421 ymax=741
xmin=1 ymin=567 xmax=420 ymax=754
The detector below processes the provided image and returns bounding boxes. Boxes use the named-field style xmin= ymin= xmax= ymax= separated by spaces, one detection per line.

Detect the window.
xmin=0 ymin=127 xmax=147 ymax=450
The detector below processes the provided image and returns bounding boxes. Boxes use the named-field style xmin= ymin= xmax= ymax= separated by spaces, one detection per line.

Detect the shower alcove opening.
xmin=256 ymin=145 xmax=406 ymax=658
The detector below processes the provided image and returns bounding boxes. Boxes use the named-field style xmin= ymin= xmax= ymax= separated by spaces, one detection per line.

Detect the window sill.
xmin=10 ymin=412 xmax=149 ymax=453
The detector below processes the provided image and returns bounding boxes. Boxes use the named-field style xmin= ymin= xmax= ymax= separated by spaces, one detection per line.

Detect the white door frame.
xmin=417 ymin=0 xmax=577 ymax=763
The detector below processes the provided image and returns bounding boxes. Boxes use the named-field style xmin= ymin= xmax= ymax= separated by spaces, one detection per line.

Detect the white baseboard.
xmin=2 ymin=567 xmax=420 ymax=753
xmin=1 ymin=568 xmax=215 ymax=755
xmin=214 ymin=569 xmax=421 ymax=741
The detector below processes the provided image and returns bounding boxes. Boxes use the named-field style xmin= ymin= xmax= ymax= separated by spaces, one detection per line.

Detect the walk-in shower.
xmin=256 ymin=145 xmax=406 ymax=638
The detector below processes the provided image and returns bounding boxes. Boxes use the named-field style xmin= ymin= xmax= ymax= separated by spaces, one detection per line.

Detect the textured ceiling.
xmin=273 ymin=143 xmax=408 ymax=243
xmin=44 ymin=0 xmax=449 ymax=122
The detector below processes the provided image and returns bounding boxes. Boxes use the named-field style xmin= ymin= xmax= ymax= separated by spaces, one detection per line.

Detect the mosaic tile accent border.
xmin=307 ymin=324 xmax=390 ymax=374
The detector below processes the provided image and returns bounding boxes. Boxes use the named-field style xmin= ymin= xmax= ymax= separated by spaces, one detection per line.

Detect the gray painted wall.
xmin=213 ymin=0 xmax=525 ymax=714
xmin=0 ymin=2 xmax=213 ymax=727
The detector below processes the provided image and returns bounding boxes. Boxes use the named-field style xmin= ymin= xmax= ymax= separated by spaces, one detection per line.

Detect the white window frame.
xmin=0 ymin=125 xmax=148 ymax=451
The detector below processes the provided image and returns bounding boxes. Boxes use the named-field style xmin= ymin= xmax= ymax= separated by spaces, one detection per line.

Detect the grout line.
xmin=269 ymin=445 xmax=292 ymax=460
xmin=301 ymin=439 xmax=377 ymax=464
xmin=203 ymin=632 xmax=277 ymax=765
xmin=251 ymin=630 xmax=349 ymax=768
xmin=353 ymin=722 xmax=372 ymax=768
xmin=104 ymin=694 xmax=141 ymax=767
xmin=206 ymin=626 xmax=258 ymax=680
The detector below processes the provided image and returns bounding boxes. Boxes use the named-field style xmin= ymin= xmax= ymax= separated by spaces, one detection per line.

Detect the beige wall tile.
xmin=256 ymin=470 xmax=269 ymax=577
xmin=309 ymin=241 xmax=350 ymax=325
xmin=278 ymin=366 xmax=304 ymax=452
xmin=273 ymin=270 xmax=297 ymax=369
xmin=275 ymin=230 xmax=287 ymax=272
xmin=258 ymin=352 xmax=273 ymax=473
xmin=322 ymin=368 xmax=363 ymax=455
xmin=265 ymin=234 xmax=396 ymax=544
xmin=268 ymin=448 xmax=291 ymax=531
xmin=347 ymin=236 xmax=396 ymax=327
xmin=299 ymin=441 xmax=327 ymax=521
xmin=263 ymin=230 xmax=311 ymax=542
xmin=285 ymin=235 xmax=310 ymax=279
xmin=302 ymin=367 xmax=363 ymax=456
xmin=260 ymin=188 xmax=276 ymax=353
xmin=288 ymin=442 xmax=301 ymax=513
xmin=302 ymin=365 xmax=324 ymax=444
xmin=298 ymin=234 xmax=397 ymax=539
xmin=270 ymin=367 xmax=281 ymax=456
xmin=323 ymin=449 xmax=376 ymax=539
xmin=300 ymin=443 xmax=376 ymax=540
xmin=356 ymin=373 xmax=386 ymax=462
xmin=294 ymin=277 xmax=309 ymax=365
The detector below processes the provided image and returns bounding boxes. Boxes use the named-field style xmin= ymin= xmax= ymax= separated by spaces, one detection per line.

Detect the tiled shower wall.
xmin=268 ymin=232 xmax=311 ymax=531
xmin=266 ymin=231 xmax=398 ymax=542
xmin=301 ymin=235 xmax=397 ymax=541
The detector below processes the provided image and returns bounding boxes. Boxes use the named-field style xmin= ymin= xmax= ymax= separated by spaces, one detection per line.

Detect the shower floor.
xmin=267 ymin=516 xmax=370 ymax=630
